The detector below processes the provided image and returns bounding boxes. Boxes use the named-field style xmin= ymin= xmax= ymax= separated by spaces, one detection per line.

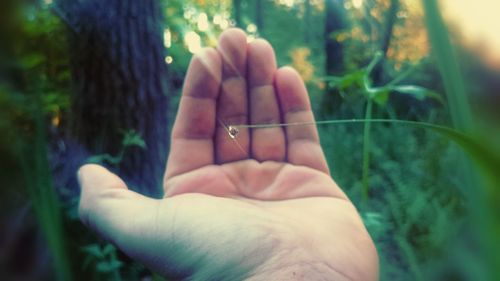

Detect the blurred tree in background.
xmin=323 ymin=0 xmax=347 ymax=115
xmin=54 ymin=0 xmax=170 ymax=198
xmin=1 ymin=0 xmax=500 ymax=280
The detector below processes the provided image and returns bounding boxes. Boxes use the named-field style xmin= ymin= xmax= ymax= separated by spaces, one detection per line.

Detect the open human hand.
xmin=78 ymin=29 xmax=378 ymax=280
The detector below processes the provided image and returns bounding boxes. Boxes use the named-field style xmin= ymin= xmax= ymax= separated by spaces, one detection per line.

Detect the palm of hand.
xmin=78 ymin=29 xmax=378 ymax=281
xmin=162 ymin=161 xmax=374 ymax=279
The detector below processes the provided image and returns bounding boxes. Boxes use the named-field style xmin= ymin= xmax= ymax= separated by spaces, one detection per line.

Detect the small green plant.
xmin=86 ymin=129 xmax=146 ymax=166
xmin=82 ymin=243 xmax=124 ymax=281
xmin=324 ymin=53 xmax=442 ymax=202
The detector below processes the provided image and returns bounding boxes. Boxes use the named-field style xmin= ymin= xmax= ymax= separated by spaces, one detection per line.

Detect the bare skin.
xmin=78 ymin=29 xmax=378 ymax=280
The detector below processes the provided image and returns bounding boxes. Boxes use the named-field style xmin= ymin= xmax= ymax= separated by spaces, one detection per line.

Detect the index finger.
xmin=164 ymin=48 xmax=222 ymax=182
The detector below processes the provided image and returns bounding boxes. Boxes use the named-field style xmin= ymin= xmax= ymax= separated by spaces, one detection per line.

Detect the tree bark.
xmin=380 ymin=0 xmax=399 ymax=57
xmin=373 ymin=0 xmax=399 ymax=84
xmin=325 ymin=0 xmax=346 ymax=76
xmin=255 ymin=0 xmax=264 ymax=32
xmin=304 ymin=0 xmax=311 ymax=43
xmin=58 ymin=0 xmax=170 ymax=198
xmin=322 ymin=0 xmax=347 ymax=116
xmin=233 ymin=0 xmax=243 ymax=28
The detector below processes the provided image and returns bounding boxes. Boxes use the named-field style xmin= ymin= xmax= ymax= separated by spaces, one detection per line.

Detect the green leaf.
xmin=422 ymin=125 xmax=500 ymax=191
xmin=42 ymin=92 xmax=70 ymax=112
xmin=122 ymin=130 xmax=146 ymax=149
xmin=81 ymin=244 xmax=104 ymax=259
xmin=101 ymin=244 xmax=116 ymax=256
xmin=339 ymin=70 xmax=365 ymax=89
xmin=391 ymin=85 xmax=444 ymax=103
xmin=324 ymin=70 xmax=365 ymax=91
xmin=86 ymin=154 xmax=121 ymax=165
xmin=96 ymin=260 xmax=123 ymax=273
xmin=370 ymin=88 xmax=390 ymax=106
xmin=19 ymin=53 xmax=45 ymax=68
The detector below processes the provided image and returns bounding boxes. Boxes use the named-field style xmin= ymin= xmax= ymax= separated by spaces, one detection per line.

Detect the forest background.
xmin=1 ymin=0 xmax=500 ymax=280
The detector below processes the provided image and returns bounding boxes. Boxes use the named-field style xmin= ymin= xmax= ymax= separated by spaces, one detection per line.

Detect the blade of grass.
xmin=422 ymin=0 xmax=473 ymax=132
xmin=422 ymin=1 xmax=499 ymax=278
xmin=17 ymin=99 xmax=73 ymax=281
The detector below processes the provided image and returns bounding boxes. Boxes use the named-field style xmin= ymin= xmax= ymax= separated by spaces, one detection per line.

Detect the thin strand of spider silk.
xmin=231 ymin=119 xmax=456 ymax=132
xmin=218 ymin=118 xmax=247 ymax=155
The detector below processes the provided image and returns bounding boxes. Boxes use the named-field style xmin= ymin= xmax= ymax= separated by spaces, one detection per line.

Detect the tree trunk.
xmin=255 ymin=0 xmax=264 ymax=32
xmin=57 ymin=0 xmax=170 ymax=198
xmin=380 ymin=0 xmax=399 ymax=57
xmin=322 ymin=0 xmax=347 ymax=116
xmin=373 ymin=0 xmax=399 ymax=84
xmin=304 ymin=0 xmax=311 ymax=43
xmin=233 ymin=0 xmax=243 ymax=28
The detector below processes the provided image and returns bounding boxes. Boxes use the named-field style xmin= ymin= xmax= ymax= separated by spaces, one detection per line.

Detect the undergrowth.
xmin=319 ymin=118 xmax=470 ymax=280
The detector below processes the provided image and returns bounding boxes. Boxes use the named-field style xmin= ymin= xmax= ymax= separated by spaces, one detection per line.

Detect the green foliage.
xmin=82 ymin=243 xmax=124 ymax=280
xmin=122 ymin=130 xmax=147 ymax=149
xmin=2 ymin=0 xmax=499 ymax=280
xmin=325 ymin=53 xmax=442 ymax=106
xmin=18 ymin=100 xmax=73 ymax=281
xmin=87 ymin=130 xmax=147 ymax=166
xmin=320 ymin=120 xmax=465 ymax=280
xmin=383 ymin=85 xmax=442 ymax=104
xmin=325 ymin=52 xmax=443 ymax=202
xmin=0 ymin=3 xmax=72 ymax=281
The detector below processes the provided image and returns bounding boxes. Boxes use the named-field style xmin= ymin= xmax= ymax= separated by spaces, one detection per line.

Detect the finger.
xmin=247 ymin=39 xmax=285 ymax=162
xmin=215 ymin=28 xmax=250 ymax=163
xmin=78 ymin=164 xmax=160 ymax=250
xmin=275 ymin=67 xmax=329 ymax=174
xmin=164 ymin=48 xmax=222 ymax=181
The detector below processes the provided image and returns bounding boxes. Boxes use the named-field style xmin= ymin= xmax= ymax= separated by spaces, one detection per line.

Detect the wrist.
xmin=247 ymin=260 xmax=353 ymax=281
xmin=243 ymin=208 xmax=378 ymax=281
xmin=245 ymin=236 xmax=353 ymax=281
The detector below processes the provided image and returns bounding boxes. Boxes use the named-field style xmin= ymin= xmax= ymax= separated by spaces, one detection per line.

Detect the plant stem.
xmin=362 ymin=99 xmax=373 ymax=202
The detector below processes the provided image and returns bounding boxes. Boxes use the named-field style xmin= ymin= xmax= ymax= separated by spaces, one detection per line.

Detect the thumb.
xmin=78 ymin=164 xmax=159 ymax=248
